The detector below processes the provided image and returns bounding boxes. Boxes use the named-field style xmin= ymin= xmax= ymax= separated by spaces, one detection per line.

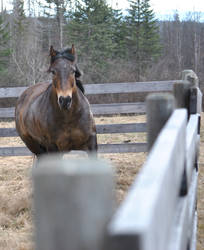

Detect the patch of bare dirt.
xmin=0 ymin=156 xmax=33 ymax=250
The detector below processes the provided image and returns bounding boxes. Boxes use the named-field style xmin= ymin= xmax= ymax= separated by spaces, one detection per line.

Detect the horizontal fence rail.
xmin=108 ymin=109 xmax=188 ymax=250
xmin=186 ymin=114 xmax=199 ymax=187
xmin=91 ymin=102 xmax=146 ymax=115
xmin=84 ymin=80 xmax=180 ymax=94
xmin=168 ymin=169 xmax=198 ymax=250
xmin=0 ymin=102 xmax=146 ymax=118
xmin=0 ymin=80 xmax=170 ymax=157
xmin=32 ymin=103 xmax=201 ymax=250
xmin=0 ymin=122 xmax=147 ymax=156
xmin=0 ymin=123 xmax=147 ymax=137
xmin=0 ymin=70 xmax=202 ymax=250
xmin=0 ymin=80 xmax=181 ymax=99
xmin=0 ymin=143 xmax=147 ymax=156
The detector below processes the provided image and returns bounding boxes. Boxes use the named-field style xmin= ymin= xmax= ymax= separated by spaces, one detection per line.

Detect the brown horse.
xmin=15 ymin=45 xmax=97 ymax=157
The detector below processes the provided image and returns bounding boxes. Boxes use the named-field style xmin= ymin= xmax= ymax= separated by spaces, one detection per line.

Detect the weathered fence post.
xmin=174 ymin=70 xmax=201 ymax=116
xmin=183 ymin=69 xmax=203 ymax=115
xmin=189 ymin=87 xmax=202 ymax=115
xmin=173 ymin=71 xmax=194 ymax=195
xmin=146 ymin=93 xmax=175 ymax=151
xmin=182 ymin=69 xmax=199 ymax=87
xmin=107 ymin=109 xmax=187 ymax=250
xmin=33 ymin=155 xmax=115 ymax=250
xmin=173 ymin=71 xmax=191 ymax=113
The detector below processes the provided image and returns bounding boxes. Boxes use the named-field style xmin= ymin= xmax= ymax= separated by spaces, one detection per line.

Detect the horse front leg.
xmin=86 ymin=133 xmax=98 ymax=158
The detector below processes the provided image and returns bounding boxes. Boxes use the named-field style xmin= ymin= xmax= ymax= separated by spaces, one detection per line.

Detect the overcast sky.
xmin=111 ymin=0 xmax=204 ymax=11
xmin=108 ymin=0 xmax=204 ymax=20
xmin=3 ymin=0 xmax=204 ymax=17
xmin=150 ymin=0 xmax=204 ymax=13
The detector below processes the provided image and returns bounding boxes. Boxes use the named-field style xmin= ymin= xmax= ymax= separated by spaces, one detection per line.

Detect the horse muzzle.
xmin=58 ymin=96 xmax=72 ymax=110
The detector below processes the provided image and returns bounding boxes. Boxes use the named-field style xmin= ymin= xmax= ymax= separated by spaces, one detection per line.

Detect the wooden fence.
xmin=0 ymin=76 xmax=183 ymax=156
xmin=30 ymin=70 xmax=202 ymax=250
xmin=0 ymin=69 xmax=202 ymax=249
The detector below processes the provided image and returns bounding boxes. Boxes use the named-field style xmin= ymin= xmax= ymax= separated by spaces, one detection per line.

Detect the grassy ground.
xmin=0 ymin=114 xmax=203 ymax=249
xmin=0 ymin=156 xmax=33 ymax=250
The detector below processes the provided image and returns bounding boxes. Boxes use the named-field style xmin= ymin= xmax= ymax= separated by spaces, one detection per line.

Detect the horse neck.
xmin=50 ymin=84 xmax=59 ymax=110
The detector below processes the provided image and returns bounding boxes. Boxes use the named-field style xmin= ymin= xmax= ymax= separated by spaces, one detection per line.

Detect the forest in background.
xmin=0 ymin=0 xmax=204 ymax=88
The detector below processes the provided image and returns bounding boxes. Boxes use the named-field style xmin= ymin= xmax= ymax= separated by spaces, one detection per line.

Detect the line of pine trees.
xmin=0 ymin=0 xmax=161 ymax=85
xmin=0 ymin=0 xmax=204 ymax=88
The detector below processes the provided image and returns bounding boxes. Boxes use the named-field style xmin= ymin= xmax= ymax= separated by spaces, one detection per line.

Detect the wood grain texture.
xmin=91 ymin=103 xmax=146 ymax=115
xmin=168 ymin=169 xmax=198 ymax=250
xmin=182 ymin=70 xmax=199 ymax=87
xmin=96 ymin=123 xmax=147 ymax=134
xmin=146 ymin=93 xmax=175 ymax=151
xmin=189 ymin=87 xmax=203 ymax=115
xmin=108 ymin=109 xmax=187 ymax=250
xmin=0 ymin=102 xmax=146 ymax=118
xmin=0 ymin=123 xmax=147 ymax=137
xmin=98 ymin=143 xmax=147 ymax=154
xmin=190 ymin=211 xmax=197 ymax=250
xmin=33 ymin=156 xmax=115 ymax=250
xmin=167 ymin=197 xmax=188 ymax=250
xmin=173 ymin=81 xmax=191 ymax=114
xmin=0 ymin=128 xmax=18 ymax=137
xmin=187 ymin=169 xmax=198 ymax=249
xmin=0 ymin=146 xmax=32 ymax=156
xmin=0 ymin=80 xmax=181 ymax=99
xmin=186 ymin=115 xmax=199 ymax=188
xmin=0 ymin=143 xmax=147 ymax=156
xmin=0 ymin=107 xmax=15 ymax=118
xmin=0 ymin=86 xmax=27 ymax=98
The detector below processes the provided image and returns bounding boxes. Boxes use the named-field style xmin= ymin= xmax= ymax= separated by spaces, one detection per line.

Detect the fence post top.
xmin=182 ymin=69 xmax=199 ymax=87
xmin=33 ymin=153 xmax=113 ymax=176
xmin=146 ymin=92 xmax=175 ymax=102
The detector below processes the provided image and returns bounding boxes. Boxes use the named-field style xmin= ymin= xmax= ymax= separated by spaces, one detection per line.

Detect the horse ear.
xmin=71 ymin=44 xmax=75 ymax=55
xmin=50 ymin=46 xmax=57 ymax=57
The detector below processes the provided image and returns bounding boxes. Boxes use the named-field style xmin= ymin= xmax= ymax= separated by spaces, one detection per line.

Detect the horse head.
xmin=49 ymin=44 xmax=81 ymax=110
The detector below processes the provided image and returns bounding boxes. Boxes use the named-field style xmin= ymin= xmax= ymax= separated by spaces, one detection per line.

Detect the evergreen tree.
xmin=67 ymin=0 xmax=116 ymax=82
xmin=13 ymin=0 xmax=25 ymax=34
xmin=10 ymin=1 xmax=47 ymax=86
xmin=141 ymin=0 xmax=161 ymax=61
xmin=111 ymin=8 xmax=128 ymax=58
xmin=41 ymin=0 xmax=69 ymax=48
xmin=12 ymin=0 xmax=26 ymax=54
xmin=0 ymin=14 xmax=11 ymax=74
xmin=126 ymin=0 xmax=143 ymax=74
xmin=126 ymin=0 xmax=161 ymax=80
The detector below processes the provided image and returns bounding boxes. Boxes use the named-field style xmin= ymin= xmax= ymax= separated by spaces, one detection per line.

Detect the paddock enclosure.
xmin=0 ymin=69 xmax=203 ymax=250
xmin=0 ymin=79 xmax=181 ymax=156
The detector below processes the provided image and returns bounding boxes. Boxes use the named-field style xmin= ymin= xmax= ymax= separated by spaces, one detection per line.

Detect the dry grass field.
xmin=0 ymin=114 xmax=203 ymax=250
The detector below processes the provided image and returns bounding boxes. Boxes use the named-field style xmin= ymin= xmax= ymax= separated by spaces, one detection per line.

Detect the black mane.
xmin=76 ymin=79 xmax=85 ymax=94
xmin=50 ymin=48 xmax=75 ymax=64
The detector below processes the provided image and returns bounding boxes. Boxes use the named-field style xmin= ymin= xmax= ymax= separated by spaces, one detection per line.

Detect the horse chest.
xmin=56 ymin=127 xmax=88 ymax=150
